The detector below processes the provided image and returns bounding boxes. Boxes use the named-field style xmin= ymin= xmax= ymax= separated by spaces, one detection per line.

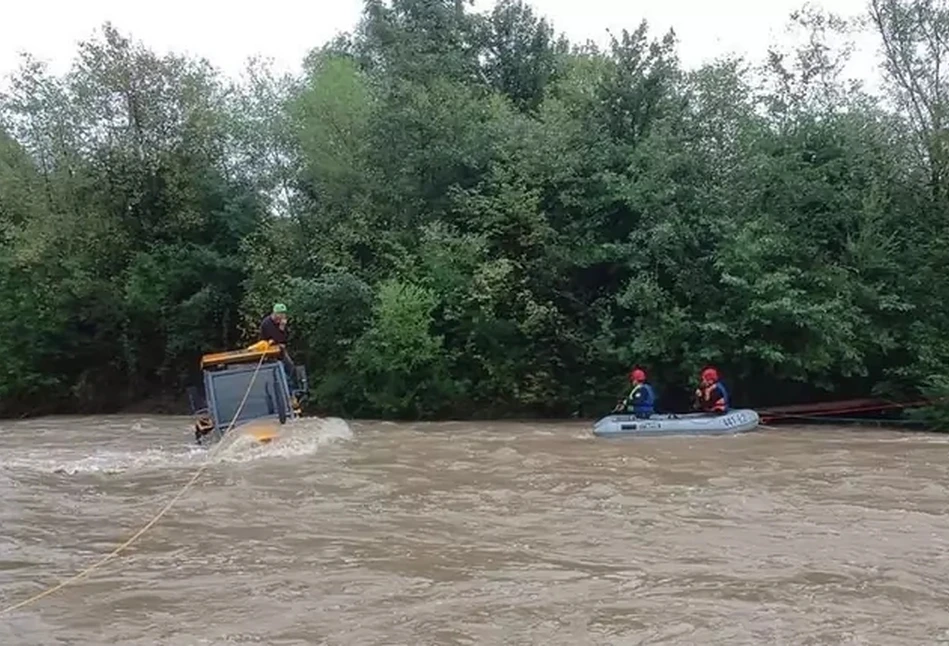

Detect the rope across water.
xmin=0 ymin=353 xmax=267 ymax=615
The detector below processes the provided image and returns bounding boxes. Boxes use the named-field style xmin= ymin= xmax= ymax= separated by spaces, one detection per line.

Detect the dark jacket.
xmin=260 ymin=314 xmax=288 ymax=345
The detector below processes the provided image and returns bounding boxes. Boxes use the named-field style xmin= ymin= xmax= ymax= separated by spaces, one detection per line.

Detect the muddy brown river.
xmin=1 ymin=416 xmax=948 ymax=645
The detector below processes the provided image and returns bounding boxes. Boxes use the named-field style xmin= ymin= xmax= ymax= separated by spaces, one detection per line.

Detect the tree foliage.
xmin=2 ymin=2 xmax=949 ymax=420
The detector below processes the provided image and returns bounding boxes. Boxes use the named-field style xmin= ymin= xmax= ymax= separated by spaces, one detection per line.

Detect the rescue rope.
xmin=759 ymin=395 xmax=949 ymax=423
xmin=0 ymin=353 xmax=267 ymax=615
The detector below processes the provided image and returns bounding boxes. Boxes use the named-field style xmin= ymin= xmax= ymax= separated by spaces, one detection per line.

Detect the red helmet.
xmin=701 ymin=367 xmax=718 ymax=382
xmin=629 ymin=368 xmax=646 ymax=383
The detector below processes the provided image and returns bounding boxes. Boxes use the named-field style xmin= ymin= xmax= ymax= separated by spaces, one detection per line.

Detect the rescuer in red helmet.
xmin=613 ymin=367 xmax=656 ymax=418
xmin=693 ymin=366 xmax=729 ymax=414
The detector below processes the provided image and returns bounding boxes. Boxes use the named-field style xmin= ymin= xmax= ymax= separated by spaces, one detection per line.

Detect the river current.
xmin=1 ymin=416 xmax=948 ymax=644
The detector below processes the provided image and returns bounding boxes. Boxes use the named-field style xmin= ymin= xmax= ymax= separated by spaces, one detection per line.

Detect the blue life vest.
xmin=628 ymin=383 xmax=656 ymax=417
xmin=711 ymin=381 xmax=730 ymax=413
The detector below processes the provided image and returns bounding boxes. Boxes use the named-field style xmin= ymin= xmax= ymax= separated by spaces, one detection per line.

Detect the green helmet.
xmin=273 ymin=303 xmax=288 ymax=314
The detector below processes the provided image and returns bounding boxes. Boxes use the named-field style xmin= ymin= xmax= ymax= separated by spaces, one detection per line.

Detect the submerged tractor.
xmin=188 ymin=341 xmax=309 ymax=446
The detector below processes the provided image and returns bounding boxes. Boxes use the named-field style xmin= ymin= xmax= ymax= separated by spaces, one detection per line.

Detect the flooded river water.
xmin=1 ymin=416 xmax=949 ymax=645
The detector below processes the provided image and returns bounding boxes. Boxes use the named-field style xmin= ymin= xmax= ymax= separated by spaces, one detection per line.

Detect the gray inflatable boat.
xmin=592 ymin=409 xmax=760 ymax=438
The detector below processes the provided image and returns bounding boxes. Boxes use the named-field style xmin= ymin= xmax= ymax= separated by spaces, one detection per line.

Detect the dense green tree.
xmin=2 ymin=1 xmax=948 ymax=423
xmin=0 ymin=25 xmax=263 ymax=414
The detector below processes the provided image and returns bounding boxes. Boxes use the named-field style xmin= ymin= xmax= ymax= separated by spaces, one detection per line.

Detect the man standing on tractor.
xmin=260 ymin=303 xmax=298 ymax=393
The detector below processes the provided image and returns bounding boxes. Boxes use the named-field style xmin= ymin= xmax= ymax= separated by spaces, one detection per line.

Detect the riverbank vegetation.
xmin=2 ymin=0 xmax=948 ymax=420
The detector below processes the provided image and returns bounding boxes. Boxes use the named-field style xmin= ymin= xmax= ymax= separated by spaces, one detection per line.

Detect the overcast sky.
xmin=1 ymin=0 xmax=883 ymax=93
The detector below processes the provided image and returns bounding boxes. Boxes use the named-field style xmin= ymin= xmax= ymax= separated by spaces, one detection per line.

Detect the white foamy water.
xmin=0 ymin=416 xmax=354 ymax=475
